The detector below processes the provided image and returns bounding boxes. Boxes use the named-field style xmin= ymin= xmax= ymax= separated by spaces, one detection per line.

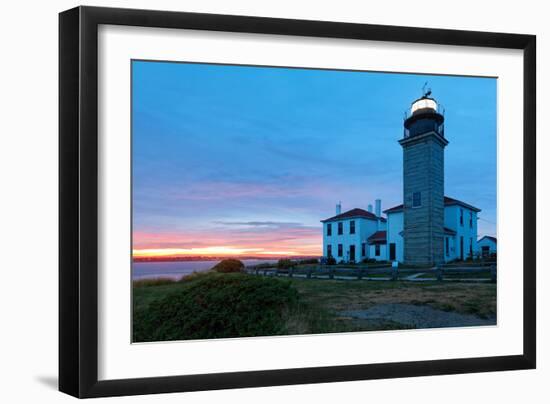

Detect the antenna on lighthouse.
xmin=422 ymin=82 xmax=432 ymax=98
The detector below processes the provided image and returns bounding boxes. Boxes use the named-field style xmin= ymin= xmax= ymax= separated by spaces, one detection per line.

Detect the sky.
xmin=132 ymin=60 xmax=497 ymax=258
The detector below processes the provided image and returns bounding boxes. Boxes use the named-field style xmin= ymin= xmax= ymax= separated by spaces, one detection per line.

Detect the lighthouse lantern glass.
xmin=411 ymin=98 xmax=437 ymax=114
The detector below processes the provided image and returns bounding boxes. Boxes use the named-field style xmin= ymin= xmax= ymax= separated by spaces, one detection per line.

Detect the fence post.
xmin=357 ymin=268 xmax=363 ymax=280
xmin=391 ymin=266 xmax=398 ymax=281
xmin=307 ymin=268 xmax=312 ymax=279
xmin=490 ymin=265 xmax=496 ymax=283
xmin=329 ymin=267 xmax=334 ymax=280
xmin=289 ymin=266 xmax=294 ymax=278
xmin=436 ymin=266 xmax=443 ymax=281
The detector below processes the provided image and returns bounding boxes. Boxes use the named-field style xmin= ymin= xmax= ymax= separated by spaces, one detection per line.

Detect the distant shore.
xmin=132 ymin=258 xmax=281 ymax=281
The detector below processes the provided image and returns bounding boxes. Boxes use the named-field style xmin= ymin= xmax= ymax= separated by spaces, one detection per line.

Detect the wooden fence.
xmin=247 ymin=264 xmax=496 ymax=282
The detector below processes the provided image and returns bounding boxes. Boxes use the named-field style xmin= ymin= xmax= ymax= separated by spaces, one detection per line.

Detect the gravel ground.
xmin=340 ymin=303 xmax=496 ymax=329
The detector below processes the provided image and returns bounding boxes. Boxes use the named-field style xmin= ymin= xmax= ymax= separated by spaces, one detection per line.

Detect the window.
xmin=469 ymin=238 xmax=473 ymax=258
xmin=350 ymin=220 xmax=355 ymax=234
xmin=337 ymin=222 xmax=343 ymax=235
xmin=412 ymin=192 xmax=421 ymax=207
xmin=327 ymin=223 xmax=332 ymax=236
xmin=327 ymin=244 xmax=332 ymax=257
xmin=469 ymin=212 xmax=473 ymax=228
xmin=445 ymin=237 xmax=449 ymax=256
xmin=337 ymin=244 xmax=343 ymax=257
xmin=460 ymin=209 xmax=464 ymax=226
xmin=361 ymin=243 xmax=366 ymax=257
xmin=375 ymin=244 xmax=380 ymax=256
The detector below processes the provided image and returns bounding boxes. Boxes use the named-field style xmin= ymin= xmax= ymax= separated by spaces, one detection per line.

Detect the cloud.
xmin=166 ymin=180 xmax=329 ymax=202
xmin=132 ymin=223 xmax=323 ymax=254
xmin=214 ymin=220 xmax=304 ymax=228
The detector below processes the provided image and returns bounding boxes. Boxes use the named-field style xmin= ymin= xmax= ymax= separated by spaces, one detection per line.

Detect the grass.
xmin=287 ymin=278 xmax=496 ymax=320
xmin=133 ymin=273 xmax=497 ymax=342
xmin=444 ymin=260 xmax=496 ymax=267
xmin=416 ymin=272 xmax=493 ymax=279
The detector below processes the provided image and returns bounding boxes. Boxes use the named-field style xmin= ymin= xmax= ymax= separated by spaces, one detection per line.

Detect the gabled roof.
xmin=444 ymin=196 xmax=481 ymax=212
xmin=367 ymin=230 xmax=387 ymax=245
xmin=384 ymin=204 xmax=404 ymax=214
xmin=444 ymin=227 xmax=457 ymax=235
xmin=478 ymin=235 xmax=497 ymax=244
xmin=321 ymin=208 xmax=386 ymax=223
xmin=383 ymin=196 xmax=481 ymax=214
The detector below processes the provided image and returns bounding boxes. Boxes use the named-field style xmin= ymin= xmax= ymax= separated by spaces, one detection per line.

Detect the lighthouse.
xmin=322 ymin=89 xmax=483 ymax=264
xmin=399 ymin=90 xmax=448 ymax=266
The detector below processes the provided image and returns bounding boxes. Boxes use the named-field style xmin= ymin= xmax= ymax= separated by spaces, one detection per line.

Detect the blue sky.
xmin=132 ymin=60 xmax=496 ymax=257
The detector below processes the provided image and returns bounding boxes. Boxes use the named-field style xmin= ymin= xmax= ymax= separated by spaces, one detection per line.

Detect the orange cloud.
xmin=132 ymin=222 xmax=323 ymax=259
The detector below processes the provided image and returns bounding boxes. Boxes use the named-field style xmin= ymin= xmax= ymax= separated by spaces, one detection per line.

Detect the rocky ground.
xmin=340 ymin=303 xmax=496 ymax=329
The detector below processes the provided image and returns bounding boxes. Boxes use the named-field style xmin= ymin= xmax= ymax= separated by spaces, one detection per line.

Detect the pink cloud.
xmin=133 ymin=223 xmax=322 ymax=256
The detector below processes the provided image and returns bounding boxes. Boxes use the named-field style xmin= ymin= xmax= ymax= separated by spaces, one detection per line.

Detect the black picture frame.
xmin=59 ymin=5 xmax=536 ymax=398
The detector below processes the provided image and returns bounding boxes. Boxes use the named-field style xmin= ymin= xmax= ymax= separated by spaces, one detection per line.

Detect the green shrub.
xmin=298 ymin=258 xmax=319 ymax=265
xmin=179 ymin=270 xmax=210 ymax=282
xmin=326 ymin=256 xmax=337 ymax=265
xmin=132 ymin=278 xmax=176 ymax=288
xmin=277 ymin=259 xmax=296 ymax=269
xmin=212 ymin=259 xmax=244 ymax=273
xmin=133 ymin=273 xmax=300 ymax=342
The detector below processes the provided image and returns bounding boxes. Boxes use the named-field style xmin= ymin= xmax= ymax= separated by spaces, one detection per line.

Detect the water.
xmin=132 ymin=259 xmax=277 ymax=280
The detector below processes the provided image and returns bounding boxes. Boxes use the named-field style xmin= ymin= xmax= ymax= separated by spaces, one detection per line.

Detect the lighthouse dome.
xmin=411 ymin=97 xmax=437 ymax=115
xmin=403 ymin=94 xmax=444 ymax=139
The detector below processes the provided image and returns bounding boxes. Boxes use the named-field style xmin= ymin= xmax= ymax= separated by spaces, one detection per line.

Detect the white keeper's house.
xmin=321 ymin=200 xmax=386 ymax=263
xmin=322 ymin=196 xmax=480 ymax=264
xmin=321 ymin=91 xmax=493 ymax=265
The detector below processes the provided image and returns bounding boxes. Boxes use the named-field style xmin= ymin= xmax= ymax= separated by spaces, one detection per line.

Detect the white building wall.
xmin=443 ymin=234 xmax=456 ymax=262
xmin=453 ymin=206 xmax=478 ymax=260
xmin=368 ymin=244 xmax=387 ymax=261
xmin=358 ymin=219 xmax=379 ymax=261
xmin=322 ymin=217 xmax=382 ymax=263
xmin=478 ymin=237 xmax=497 ymax=254
xmin=444 ymin=205 xmax=458 ymax=230
xmin=444 ymin=206 xmax=459 ymax=261
xmin=386 ymin=211 xmax=404 ymax=262
xmin=387 ymin=204 xmax=479 ymax=263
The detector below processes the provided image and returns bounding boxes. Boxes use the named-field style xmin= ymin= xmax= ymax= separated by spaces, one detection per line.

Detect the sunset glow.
xmin=132 ymin=248 xmax=306 ymax=258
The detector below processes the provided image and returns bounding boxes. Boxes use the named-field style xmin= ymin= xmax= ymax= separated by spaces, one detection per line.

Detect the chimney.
xmin=336 ymin=202 xmax=342 ymax=215
xmin=375 ymin=199 xmax=382 ymax=230
xmin=367 ymin=204 xmax=373 ymax=213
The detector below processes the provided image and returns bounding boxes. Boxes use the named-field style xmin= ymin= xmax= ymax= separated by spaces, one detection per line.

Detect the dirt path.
xmin=340 ymin=303 xmax=496 ymax=329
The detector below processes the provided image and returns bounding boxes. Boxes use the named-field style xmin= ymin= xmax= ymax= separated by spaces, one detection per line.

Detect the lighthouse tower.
xmin=399 ymin=91 xmax=448 ymax=266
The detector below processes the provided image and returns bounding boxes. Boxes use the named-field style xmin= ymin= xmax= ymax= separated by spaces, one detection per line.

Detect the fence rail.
xmin=246 ymin=264 xmax=496 ymax=283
